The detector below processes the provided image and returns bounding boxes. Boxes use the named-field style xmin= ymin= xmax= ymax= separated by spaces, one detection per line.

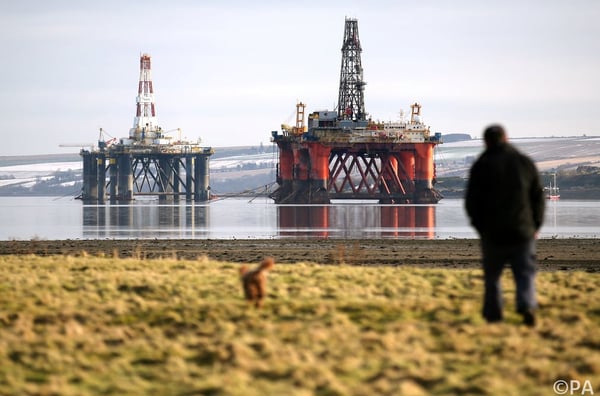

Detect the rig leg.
xmin=414 ymin=144 xmax=442 ymax=203
xmin=185 ymin=156 xmax=194 ymax=202
xmin=117 ymin=154 xmax=133 ymax=201
xmin=308 ymin=143 xmax=331 ymax=204
xmin=172 ymin=159 xmax=180 ymax=202
xmin=270 ymin=144 xmax=295 ymax=203
xmin=81 ymin=151 xmax=98 ymax=203
xmin=97 ymin=154 xmax=106 ymax=204
xmin=109 ymin=157 xmax=118 ymax=203
xmin=194 ymin=154 xmax=210 ymax=202
xmin=158 ymin=157 xmax=172 ymax=202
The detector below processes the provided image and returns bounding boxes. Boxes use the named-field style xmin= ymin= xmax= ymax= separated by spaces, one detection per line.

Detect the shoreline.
xmin=0 ymin=238 xmax=598 ymax=272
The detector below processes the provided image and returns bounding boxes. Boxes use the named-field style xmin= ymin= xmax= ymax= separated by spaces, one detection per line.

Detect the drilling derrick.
xmin=80 ymin=53 xmax=214 ymax=204
xmin=338 ymin=18 xmax=366 ymax=122
xmin=270 ymin=18 xmax=443 ymax=205
xmin=130 ymin=54 xmax=159 ymax=142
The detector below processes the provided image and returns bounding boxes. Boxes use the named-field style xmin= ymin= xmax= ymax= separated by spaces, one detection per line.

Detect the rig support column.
xmin=276 ymin=143 xmax=294 ymax=202
xmin=117 ymin=154 xmax=133 ymax=201
xmin=308 ymin=143 xmax=331 ymax=204
xmin=158 ymin=157 xmax=172 ymax=202
xmin=399 ymin=151 xmax=415 ymax=187
xmin=81 ymin=151 xmax=98 ymax=202
xmin=415 ymin=144 xmax=433 ymax=189
xmin=292 ymin=148 xmax=310 ymax=203
xmin=172 ymin=158 xmax=180 ymax=202
xmin=194 ymin=154 xmax=210 ymax=202
xmin=97 ymin=154 xmax=106 ymax=204
xmin=185 ymin=156 xmax=193 ymax=202
xmin=109 ymin=157 xmax=118 ymax=203
xmin=414 ymin=143 xmax=440 ymax=203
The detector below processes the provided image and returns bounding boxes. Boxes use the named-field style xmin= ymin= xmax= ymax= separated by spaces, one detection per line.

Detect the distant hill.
xmin=436 ymin=167 xmax=600 ymax=200
xmin=211 ymin=144 xmax=274 ymax=159
xmin=0 ymin=153 xmax=80 ymax=167
xmin=441 ymin=133 xmax=472 ymax=143
xmin=2 ymin=138 xmax=600 ymax=199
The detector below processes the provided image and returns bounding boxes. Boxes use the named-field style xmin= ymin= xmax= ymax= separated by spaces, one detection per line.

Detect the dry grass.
xmin=0 ymin=255 xmax=599 ymax=395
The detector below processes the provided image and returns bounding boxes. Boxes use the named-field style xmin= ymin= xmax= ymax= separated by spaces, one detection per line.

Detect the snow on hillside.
xmin=0 ymin=162 xmax=82 ymax=188
xmin=1 ymin=137 xmax=598 ymax=189
xmin=211 ymin=153 xmax=275 ymax=171
xmin=0 ymin=162 xmax=82 ymax=173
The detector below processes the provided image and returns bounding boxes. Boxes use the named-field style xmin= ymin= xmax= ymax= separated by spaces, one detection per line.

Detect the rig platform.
xmin=270 ymin=18 xmax=443 ymax=204
xmin=80 ymin=53 xmax=213 ymax=203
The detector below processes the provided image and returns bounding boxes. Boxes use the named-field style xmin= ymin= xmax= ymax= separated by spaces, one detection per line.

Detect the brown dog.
xmin=239 ymin=257 xmax=274 ymax=308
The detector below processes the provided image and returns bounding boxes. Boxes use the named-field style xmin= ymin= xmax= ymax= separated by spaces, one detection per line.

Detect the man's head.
xmin=483 ymin=124 xmax=507 ymax=148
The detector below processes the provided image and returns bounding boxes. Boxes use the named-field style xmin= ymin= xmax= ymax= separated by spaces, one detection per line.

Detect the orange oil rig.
xmin=270 ymin=18 xmax=443 ymax=204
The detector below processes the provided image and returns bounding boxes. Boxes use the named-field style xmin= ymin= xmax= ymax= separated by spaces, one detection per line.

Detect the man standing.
xmin=465 ymin=125 xmax=545 ymax=326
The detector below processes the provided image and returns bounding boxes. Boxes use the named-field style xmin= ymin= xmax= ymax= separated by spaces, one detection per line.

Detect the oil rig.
xmin=80 ymin=53 xmax=213 ymax=203
xmin=270 ymin=18 xmax=443 ymax=204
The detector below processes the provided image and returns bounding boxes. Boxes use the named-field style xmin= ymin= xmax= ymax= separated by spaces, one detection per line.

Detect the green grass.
xmin=0 ymin=255 xmax=599 ymax=395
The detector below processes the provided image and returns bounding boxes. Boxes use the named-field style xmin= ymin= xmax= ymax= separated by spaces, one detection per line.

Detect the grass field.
xmin=0 ymin=254 xmax=599 ymax=395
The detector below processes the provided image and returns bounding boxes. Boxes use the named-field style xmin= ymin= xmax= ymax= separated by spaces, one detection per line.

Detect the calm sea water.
xmin=0 ymin=197 xmax=598 ymax=240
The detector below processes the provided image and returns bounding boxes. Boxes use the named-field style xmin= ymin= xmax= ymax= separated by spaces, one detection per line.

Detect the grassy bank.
xmin=0 ymin=255 xmax=599 ymax=395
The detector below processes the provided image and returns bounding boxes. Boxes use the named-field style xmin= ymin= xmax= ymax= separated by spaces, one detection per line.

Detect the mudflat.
xmin=0 ymin=238 xmax=598 ymax=271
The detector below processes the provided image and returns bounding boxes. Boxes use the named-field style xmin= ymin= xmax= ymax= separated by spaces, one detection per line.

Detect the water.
xmin=0 ymin=197 xmax=598 ymax=240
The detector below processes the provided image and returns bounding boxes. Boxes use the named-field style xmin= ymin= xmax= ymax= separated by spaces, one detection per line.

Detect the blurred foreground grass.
xmin=0 ymin=255 xmax=599 ymax=395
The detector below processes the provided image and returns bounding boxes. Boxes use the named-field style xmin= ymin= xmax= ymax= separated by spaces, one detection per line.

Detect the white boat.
xmin=545 ymin=173 xmax=560 ymax=200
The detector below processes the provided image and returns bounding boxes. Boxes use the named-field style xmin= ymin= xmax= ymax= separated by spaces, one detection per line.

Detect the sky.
xmin=1 ymin=0 xmax=599 ymax=156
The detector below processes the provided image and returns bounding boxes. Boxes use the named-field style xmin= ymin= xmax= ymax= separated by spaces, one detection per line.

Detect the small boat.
xmin=545 ymin=173 xmax=560 ymax=200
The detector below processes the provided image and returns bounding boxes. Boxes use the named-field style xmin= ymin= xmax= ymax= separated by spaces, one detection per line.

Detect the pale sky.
xmin=1 ymin=0 xmax=599 ymax=155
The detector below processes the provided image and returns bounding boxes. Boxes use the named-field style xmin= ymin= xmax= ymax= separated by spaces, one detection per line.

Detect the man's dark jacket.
xmin=465 ymin=142 xmax=545 ymax=244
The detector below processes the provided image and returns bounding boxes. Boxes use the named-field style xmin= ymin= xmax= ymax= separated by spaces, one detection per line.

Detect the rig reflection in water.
xmin=83 ymin=204 xmax=209 ymax=239
xmin=82 ymin=201 xmax=436 ymax=239
xmin=278 ymin=205 xmax=435 ymax=238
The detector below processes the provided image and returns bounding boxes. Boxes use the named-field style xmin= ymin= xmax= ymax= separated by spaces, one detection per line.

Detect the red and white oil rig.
xmin=80 ymin=53 xmax=213 ymax=203
xmin=270 ymin=18 xmax=443 ymax=204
